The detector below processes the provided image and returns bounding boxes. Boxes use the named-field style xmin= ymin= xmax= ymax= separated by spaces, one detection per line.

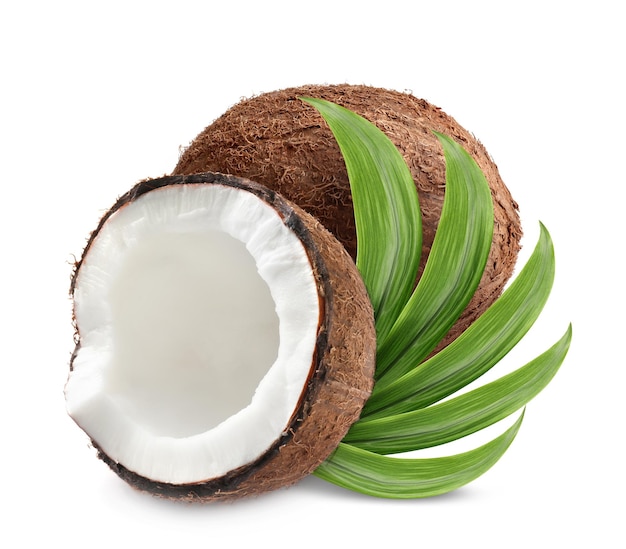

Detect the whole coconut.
xmin=173 ymin=84 xmax=522 ymax=352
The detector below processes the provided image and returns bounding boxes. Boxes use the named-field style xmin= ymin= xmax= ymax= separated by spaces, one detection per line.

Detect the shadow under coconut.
xmin=99 ymin=466 xmax=478 ymax=512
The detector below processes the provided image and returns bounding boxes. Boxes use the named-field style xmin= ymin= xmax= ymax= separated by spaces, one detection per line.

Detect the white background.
xmin=1 ymin=1 xmax=623 ymax=547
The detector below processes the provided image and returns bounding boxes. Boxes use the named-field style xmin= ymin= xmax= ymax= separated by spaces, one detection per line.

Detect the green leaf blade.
xmin=300 ymin=97 xmax=422 ymax=343
xmin=314 ymin=412 xmax=524 ymax=499
xmin=375 ymin=132 xmax=495 ymax=382
xmin=345 ymin=325 xmax=571 ymax=454
xmin=362 ymin=222 xmax=556 ymax=418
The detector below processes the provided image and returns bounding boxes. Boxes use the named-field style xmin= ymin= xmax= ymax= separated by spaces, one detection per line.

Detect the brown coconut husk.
xmin=69 ymin=172 xmax=376 ymax=501
xmin=173 ymin=84 xmax=522 ymax=352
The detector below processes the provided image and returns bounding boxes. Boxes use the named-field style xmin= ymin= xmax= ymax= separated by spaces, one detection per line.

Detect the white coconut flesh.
xmin=65 ymin=183 xmax=321 ymax=485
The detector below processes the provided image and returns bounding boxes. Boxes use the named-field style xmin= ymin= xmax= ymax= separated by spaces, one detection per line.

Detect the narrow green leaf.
xmin=314 ymin=412 xmax=524 ymax=499
xmin=300 ymin=97 xmax=422 ymax=343
xmin=346 ymin=325 xmax=571 ymax=453
xmin=375 ymin=132 xmax=494 ymax=382
xmin=363 ymin=223 xmax=556 ymax=418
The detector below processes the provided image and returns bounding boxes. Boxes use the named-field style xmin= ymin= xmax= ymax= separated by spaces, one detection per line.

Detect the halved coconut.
xmin=65 ymin=172 xmax=376 ymax=501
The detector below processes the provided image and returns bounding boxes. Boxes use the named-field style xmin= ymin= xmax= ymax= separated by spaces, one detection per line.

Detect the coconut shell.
xmin=70 ymin=172 xmax=376 ymax=501
xmin=173 ymin=84 xmax=522 ymax=352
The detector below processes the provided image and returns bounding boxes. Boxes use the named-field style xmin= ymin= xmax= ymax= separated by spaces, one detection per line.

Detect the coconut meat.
xmin=65 ymin=184 xmax=320 ymax=485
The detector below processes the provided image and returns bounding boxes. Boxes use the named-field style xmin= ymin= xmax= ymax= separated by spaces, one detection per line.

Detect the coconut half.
xmin=173 ymin=84 xmax=523 ymax=353
xmin=65 ymin=172 xmax=376 ymax=500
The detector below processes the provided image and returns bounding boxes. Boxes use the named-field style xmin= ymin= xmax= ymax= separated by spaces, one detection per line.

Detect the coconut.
xmin=65 ymin=172 xmax=376 ymax=501
xmin=173 ymin=84 xmax=522 ymax=351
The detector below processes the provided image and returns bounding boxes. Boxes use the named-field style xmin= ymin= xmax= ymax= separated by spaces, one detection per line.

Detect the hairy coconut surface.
xmin=173 ymin=84 xmax=522 ymax=350
xmin=66 ymin=172 xmax=376 ymax=501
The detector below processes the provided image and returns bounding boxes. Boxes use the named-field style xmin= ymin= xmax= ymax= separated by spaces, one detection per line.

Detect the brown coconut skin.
xmin=173 ymin=84 xmax=522 ymax=352
xmin=69 ymin=172 xmax=376 ymax=501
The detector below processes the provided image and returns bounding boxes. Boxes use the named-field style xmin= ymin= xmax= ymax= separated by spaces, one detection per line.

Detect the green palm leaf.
xmin=303 ymin=98 xmax=570 ymax=499
xmin=300 ymin=97 xmax=422 ymax=343
xmin=345 ymin=325 xmax=571 ymax=453
xmin=313 ymin=412 xmax=524 ymax=499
